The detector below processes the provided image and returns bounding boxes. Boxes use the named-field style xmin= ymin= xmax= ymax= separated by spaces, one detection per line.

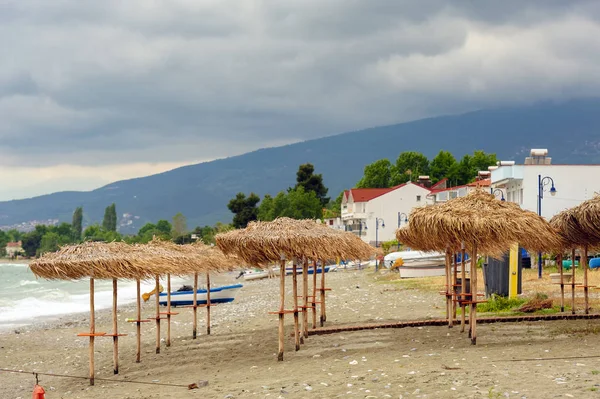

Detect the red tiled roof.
xmin=430 ymin=178 xmax=448 ymax=190
xmin=347 ymin=182 xmax=431 ymax=202
xmin=6 ymin=241 xmax=22 ymax=247
xmin=429 ymin=179 xmax=491 ymax=194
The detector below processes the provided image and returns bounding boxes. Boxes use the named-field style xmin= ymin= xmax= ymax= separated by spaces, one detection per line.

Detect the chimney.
xmin=525 ymin=149 xmax=551 ymax=165
xmin=417 ymin=175 xmax=432 ymax=188
xmin=477 ymin=171 xmax=491 ymax=181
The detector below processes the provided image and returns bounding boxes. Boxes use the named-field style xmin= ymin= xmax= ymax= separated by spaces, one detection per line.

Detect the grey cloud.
xmin=2 ymin=1 xmax=600 ymax=169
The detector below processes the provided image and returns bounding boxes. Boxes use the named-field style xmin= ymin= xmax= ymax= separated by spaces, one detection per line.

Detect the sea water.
xmin=0 ymin=263 xmax=156 ymax=331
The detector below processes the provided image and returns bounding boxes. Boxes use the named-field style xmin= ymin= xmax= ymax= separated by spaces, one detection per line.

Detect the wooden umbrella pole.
xmin=206 ymin=272 xmax=211 ymax=335
xmin=571 ymin=249 xmax=576 ymax=315
xmin=166 ymin=274 xmax=171 ymax=347
xmin=558 ymin=254 xmax=564 ymax=312
xmin=155 ymin=275 xmax=161 ymax=354
xmin=320 ymin=259 xmax=326 ymax=326
xmin=136 ymin=279 xmax=141 ymax=363
xmin=193 ymin=273 xmax=198 ymax=339
xmin=89 ymin=277 xmax=95 ymax=386
xmin=471 ymin=243 xmax=478 ymax=345
xmin=302 ymin=259 xmax=309 ymax=339
xmin=445 ymin=250 xmax=452 ymax=328
xmin=312 ymin=259 xmax=317 ymax=329
xmin=583 ymin=245 xmax=589 ymax=314
xmin=452 ymin=252 xmax=458 ymax=322
xmin=460 ymin=248 xmax=466 ymax=333
xmin=277 ymin=259 xmax=286 ymax=361
xmin=112 ymin=278 xmax=119 ymax=375
xmin=292 ymin=260 xmax=301 ymax=349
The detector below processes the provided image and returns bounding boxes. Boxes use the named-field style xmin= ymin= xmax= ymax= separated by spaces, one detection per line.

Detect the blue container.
xmin=589 ymin=258 xmax=600 ymax=269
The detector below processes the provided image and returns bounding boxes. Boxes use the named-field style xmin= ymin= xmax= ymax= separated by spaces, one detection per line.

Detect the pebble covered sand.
xmin=1 ymin=268 xmax=600 ymax=398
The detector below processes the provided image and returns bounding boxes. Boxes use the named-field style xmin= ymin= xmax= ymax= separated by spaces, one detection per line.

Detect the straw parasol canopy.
xmin=216 ymin=217 xmax=377 ymax=265
xmin=395 ymin=189 xmax=562 ymax=256
xmin=30 ymin=241 xmax=170 ymax=280
xmin=550 ymin=195 xmax=600 ymax=249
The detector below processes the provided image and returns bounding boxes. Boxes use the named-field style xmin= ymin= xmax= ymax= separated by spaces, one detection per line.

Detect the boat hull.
xmin=159 ymin=284 xmax=242 ymax=306
xmin=398 ymin=261 xmax=446 ymax=278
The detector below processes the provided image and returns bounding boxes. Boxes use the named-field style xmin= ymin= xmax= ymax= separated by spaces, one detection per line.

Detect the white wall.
xmin=493 ymin=165 xmax=600 ymax=219
xmin=363 ymin=183 xmax=430 ymax=244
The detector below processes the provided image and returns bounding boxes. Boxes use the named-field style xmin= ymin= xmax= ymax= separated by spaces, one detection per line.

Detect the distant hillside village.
xmin=326 ymin=149 xmax=600 ymax=248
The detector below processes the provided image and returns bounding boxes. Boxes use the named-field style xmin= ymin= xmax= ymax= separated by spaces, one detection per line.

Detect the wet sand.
xmin=1 ymin=269 xmax=600 ymax=398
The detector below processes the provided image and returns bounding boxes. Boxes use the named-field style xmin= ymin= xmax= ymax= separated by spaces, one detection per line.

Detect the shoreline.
xmin=2 ymin=269 xmax=600 ymax=398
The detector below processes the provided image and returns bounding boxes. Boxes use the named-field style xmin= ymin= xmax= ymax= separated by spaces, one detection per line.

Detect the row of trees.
xmin=356 ymin=150 xmax=498 ymax=189
xmin=227 ymin=163 xmax=328 ymax=228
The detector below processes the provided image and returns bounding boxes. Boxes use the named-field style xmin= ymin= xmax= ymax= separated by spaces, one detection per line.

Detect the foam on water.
xmin=0 ymin=263 xmax=141 ymax=330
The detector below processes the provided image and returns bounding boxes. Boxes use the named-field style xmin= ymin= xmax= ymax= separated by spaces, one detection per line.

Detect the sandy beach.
xmin=2 ymin=268 xmax=600 ymax=398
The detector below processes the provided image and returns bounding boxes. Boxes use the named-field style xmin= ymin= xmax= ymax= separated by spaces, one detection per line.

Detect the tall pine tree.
xmin=102 ymin=203 xmax=117 ymax=232
xmin=72 ymin=207 xmax=83 ymax=241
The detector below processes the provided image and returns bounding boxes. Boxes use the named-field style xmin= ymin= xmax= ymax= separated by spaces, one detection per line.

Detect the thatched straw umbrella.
xmin=30 ymin=241 xmax=168 ymax=385
xmin=216 ymin=217 xmax=376 ymax=361
xmin=550 ymin=196 xmax=600 ymax=315
xmin=396 ymin=190 xmax=562 ymax=344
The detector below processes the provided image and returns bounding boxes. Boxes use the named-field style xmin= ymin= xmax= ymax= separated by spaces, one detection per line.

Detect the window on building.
xmin=416 ymin=195 xmax=421 ymax=202
xmin=329 ymin=220 xmax=333 ymax=225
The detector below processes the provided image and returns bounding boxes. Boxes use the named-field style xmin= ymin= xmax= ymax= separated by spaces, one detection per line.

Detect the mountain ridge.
xmin=2 ymin=98 xmax=600 ymax=232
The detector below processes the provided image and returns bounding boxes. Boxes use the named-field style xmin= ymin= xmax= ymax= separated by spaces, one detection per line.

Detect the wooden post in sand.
xmin=470 ymin=243 xmax=478 ymax=345
xmin=571 ymin=249 xmax=576 ymax=315
xmin=193 ymin=273 xmax=198 ymax=339
xmin=166 ymin=274 xmax=172 ymax=347
xmin=583 ymin=245 xmax=589 ymax=314
xmin=320 ymin=259 xmax=326 ymax=326
xmin=452 ymin=253 xmax=458 ymax=322
xmin=292 ymin=260 xmax=301 ymax=349
xmin=112 ymin=278 xmax=119 ymax=374
xmin=89 ymin=277 xmax=95 ymax=386
xmin=155 ymin=275 xmax=161 ymax=354
xmin=136 ymin=279 xmax=142 ymax=363
xmin=278 ymin=259 xmax=286 ymax=361
xmin=206 ymin=272 xmax=211 ymax=335
xmin=312 ymin=260 xmax=318 ymax=329
xmin=445 ymin=250 xmax=453 ymax=328
xmin=558 ymin=254 xmax=564 ymax=312
xmin=302 ymin=259 xmax=309 ymax=339
xmin=460 ymin=248 xmax=466 ymax=333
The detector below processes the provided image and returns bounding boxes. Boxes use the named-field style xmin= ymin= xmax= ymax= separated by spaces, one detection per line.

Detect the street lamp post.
xmin=397 ymin=212 xmax=408 ymax=228
xmin=492 ymin=188 xmax=505 ymax=201
xmin=537 ymin=175 xmax=557 ymax=279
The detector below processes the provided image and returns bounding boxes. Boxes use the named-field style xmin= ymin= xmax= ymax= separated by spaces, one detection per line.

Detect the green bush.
xmin=478 ymin=294 xmax=526 ymax=313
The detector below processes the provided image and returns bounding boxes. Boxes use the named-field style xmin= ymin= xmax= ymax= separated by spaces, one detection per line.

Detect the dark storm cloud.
xmin=2 ymin=0 xmax=600 ymax=168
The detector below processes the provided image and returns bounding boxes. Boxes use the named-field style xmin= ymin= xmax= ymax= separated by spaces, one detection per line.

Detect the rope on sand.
xmin=0 ymin=368 xmax=202 ymax=389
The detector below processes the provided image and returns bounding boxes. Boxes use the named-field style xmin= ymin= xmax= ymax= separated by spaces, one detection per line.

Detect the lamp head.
xmin=381 ymin=221 xmax=385 ymax=228
xmin=501 ymin=197 xmax=505 ymax=202
xmin=550 ymin=186 xmax=557 ymax=196
xmin=404 ymin=217 xmax=408 ymax=223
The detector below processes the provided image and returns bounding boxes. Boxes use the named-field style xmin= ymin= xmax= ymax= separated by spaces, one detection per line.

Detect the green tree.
xmin=72 ymin=207 xmax=83 ymax=241
xmin=21 ymin=225 xmax=47 ymax=257
xmin=83 ymin=224 xmax=104 ymax=241
xmin=257 ymin=194 xmax=275 ymax=221
xmin=283 ymin=187 xmax=323 ymax=219
xmin=356 ymin=159 xmax=392 ymax=188
xmin=172 ymin=213 xmax=188 ymax=237
xmin=102 ymin=203 xmax=117 ymax=232
xmin=454 ymin=151 xmax=497 ymax=185
xmin=5 ymin=229 xmax=22 ymax=242
xmin=294 ymin=163 xmax=329 ymax=206
xmin=155 ymin=220 xmax=172 ymax=236
xmin=429 ymin=151 xmax=458 ymax=183
xmin=227 ymin=192 xmax=260 ymax=228
xmin=0 ymin=230 xmax=9 ymax=257
xmin=39 ymin=232 xmax=61 ymax=255
xmin=390 ymin=152 xmax=430 ymax=185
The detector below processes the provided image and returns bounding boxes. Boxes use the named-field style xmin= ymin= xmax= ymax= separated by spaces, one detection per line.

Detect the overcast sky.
xmin=2 ymin=1 xmax=600 ymax=200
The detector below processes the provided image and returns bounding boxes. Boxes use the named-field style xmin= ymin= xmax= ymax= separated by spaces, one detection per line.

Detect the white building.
xmin=490 ymin=149 xmax=600 ymax=219
xmin=341 ymin=181 xmax=432 ymax=245
xmin=428 ymin=177 xmax=491 ymax=204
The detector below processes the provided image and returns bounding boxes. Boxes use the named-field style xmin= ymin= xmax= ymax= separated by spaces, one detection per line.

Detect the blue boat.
xmin=159 ymin=284 xmax=243 ymax=307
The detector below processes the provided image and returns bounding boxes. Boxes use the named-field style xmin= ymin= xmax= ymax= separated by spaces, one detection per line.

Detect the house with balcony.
xmin=490 ymin=149 xmax=600 ymax=220
xmin=341 ymin=181 xmax=432 ymax=245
